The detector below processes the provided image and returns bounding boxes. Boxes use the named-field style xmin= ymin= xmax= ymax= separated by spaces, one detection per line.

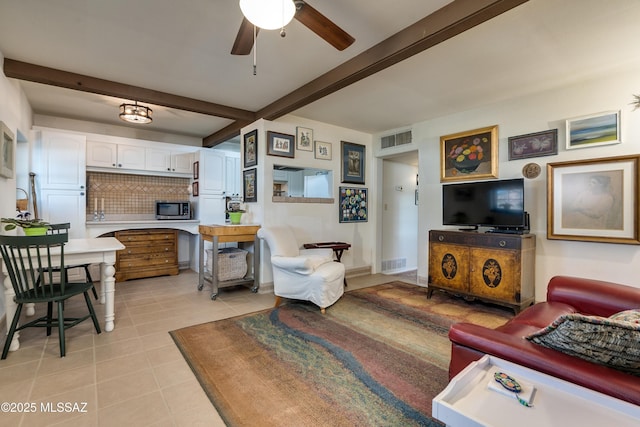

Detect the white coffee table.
xmin=433 ymin=355 xmax=640 ymax=427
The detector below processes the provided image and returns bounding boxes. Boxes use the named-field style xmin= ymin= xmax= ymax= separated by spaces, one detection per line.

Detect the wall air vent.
xmin=381 ymin=130 xmax=412 ymax=149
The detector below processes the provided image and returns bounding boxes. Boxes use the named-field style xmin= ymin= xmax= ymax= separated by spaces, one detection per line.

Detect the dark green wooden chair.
xmin=0 ymin=233 xmax=101 ymax=359
xmin=47 ymin=223 xmax=99 ymax=300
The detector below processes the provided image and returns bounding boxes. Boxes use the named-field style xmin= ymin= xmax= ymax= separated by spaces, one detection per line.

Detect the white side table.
xmin=433 ymin=355 xmax=640 ymax=427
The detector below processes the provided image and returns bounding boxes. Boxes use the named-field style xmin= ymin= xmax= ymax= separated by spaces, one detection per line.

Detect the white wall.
xmin=0 ymin=52 xmax=34 ymax=320
xmin=414 ymin=64 xmax=640 ymax=299
xmin=241 ymin=117 xmax=375 ymax=285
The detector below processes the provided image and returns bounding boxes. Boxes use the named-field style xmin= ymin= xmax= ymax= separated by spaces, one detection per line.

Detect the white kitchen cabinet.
xmin=198 ymin=149 xmax=225 ymax=194
xmin=172 ymin=152 xmax=193 ymax=174
xmin=35 ymin=131 xmax=86 ymax=237
xmin=224 ymin=153 xmax=241 ymax=197
xmin=145 ymin=149 xmax=192 ymax=174
xmin=86 ymin=141 xmax=145 ymax=170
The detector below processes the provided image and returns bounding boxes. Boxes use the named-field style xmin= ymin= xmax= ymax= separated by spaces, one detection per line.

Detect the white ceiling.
xmin=1 ymin=0 xmax=639 ymax=143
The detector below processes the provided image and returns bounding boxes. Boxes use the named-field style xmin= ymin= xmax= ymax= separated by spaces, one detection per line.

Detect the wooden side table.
xmin=303 ymin=241 xmax=351 ymax=286
xmin=198 ymin=224 xmax=261 ymax=300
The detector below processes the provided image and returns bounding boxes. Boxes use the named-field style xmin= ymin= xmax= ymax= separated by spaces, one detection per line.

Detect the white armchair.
xmin=257 ymin=226 xmax=345 ymax=313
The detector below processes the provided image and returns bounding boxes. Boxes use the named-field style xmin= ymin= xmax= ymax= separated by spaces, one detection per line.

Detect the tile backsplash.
xmin=87 ymin=172 xmax=190 ymax=217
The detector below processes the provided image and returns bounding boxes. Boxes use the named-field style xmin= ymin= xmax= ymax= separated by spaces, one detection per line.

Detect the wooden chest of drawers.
xmin=115 ymin=229 xmax=179 ymax=281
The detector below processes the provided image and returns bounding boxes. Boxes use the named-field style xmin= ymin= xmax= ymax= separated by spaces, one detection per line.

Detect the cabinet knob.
xmin=80 ymin=192 xmax=85 ymax=196
xmin=438 ymin=235 xmax=444 ymax=242
xmin=499 ymin=240 xmax=506 ymax=247
xmin=118 ymin=163 xmax=122 ymax=167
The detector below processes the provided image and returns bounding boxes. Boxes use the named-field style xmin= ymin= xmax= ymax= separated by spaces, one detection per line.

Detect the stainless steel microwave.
xmin=156 ymin=201 xmax=191 ymax=220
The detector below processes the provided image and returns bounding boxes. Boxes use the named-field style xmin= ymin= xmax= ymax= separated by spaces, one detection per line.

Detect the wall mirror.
xmin=272 ymin=165 xmax=333 ymax=200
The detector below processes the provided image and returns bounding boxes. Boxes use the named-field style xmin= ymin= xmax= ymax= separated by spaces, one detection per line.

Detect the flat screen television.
xmin=442 ymin=178 xmax=527 ymax=231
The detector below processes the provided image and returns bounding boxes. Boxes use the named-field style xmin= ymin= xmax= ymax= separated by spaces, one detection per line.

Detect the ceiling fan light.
xmin=239 ymin=0 xmax=295 ymax=30
xmin=119 ymin=102 xmax=153 ymax=124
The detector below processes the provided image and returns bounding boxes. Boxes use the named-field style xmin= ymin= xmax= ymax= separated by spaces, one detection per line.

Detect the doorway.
xmin=380 ymin=150 xmax=419 ymax=277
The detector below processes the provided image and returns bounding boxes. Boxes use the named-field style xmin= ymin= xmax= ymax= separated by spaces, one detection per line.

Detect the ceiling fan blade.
xmin=231 ymin=17 xmax=259 ymax=55
xmin=295 ymin=1 xmax=355 ymax=51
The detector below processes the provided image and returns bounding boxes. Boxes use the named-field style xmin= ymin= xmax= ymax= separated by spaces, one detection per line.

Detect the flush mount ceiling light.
xmin=119 ymin=101 xmax=153 ymax=124
xmin=239 ymin=0 xmax=295 ymax=30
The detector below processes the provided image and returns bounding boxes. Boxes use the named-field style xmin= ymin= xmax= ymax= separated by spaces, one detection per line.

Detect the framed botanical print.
xmin=267 ymin=131 xmax=294 ymax=158
xmin=547 ymin=155 xmax=640 ymax=244
xmin=243 ymin=168 xmax=257 ymax=203
xmin=0 ymin=121 xmax=15 ymax=179
xmin=508 ymin=129 xmax=558 ymax=160
xmin=440 ymin=125 xmax=498 ymax=182
xmin=296 ymin=126 xmax=313 ymax=151
xmin=243 ymin=129 xmax=258 ymax=168
xmin=341 ymin=141 xmax=365 ymax=184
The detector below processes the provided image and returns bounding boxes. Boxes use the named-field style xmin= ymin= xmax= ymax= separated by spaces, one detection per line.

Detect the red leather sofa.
xmin=448 ymin=275 xmax=640 ymax=406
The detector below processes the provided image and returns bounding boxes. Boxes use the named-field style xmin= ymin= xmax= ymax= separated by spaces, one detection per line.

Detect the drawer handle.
xmin=438 ymin=235 xmax=444 ymax=242
xmin=499 ymin=240 xmax=506 ymax=247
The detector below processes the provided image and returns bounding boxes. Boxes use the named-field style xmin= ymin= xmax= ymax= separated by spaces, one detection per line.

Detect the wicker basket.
xmin=206 ymin=248 xmax=248 ymax=281
xmin=16 ymin=188 xmax=28 ymax=211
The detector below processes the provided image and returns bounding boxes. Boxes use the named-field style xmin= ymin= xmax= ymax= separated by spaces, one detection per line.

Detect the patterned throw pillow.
xmin=525 ymin=311 xmax=640 ymax=375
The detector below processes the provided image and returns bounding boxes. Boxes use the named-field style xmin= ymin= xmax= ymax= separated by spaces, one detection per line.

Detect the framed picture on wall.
xmin=547 ymin=155 xmax=640 ymax=244
xmin=0 ymin=121 xmax=15 ymax=179
xmin=566 ymin=111 xmax=621 ymax=150
xmin=192 ymin=181 xmax=199 ymax=197
xmin=341 ymin=141 xmax=365 ymax=184
xmin=243 ymin=168 xmax=257 ymax=202
xmin=296 ymin=126 xmax=313 ymax=151
xmin=508 ymin=129 xmax=558 ymax=160
xmin=244 ymin=129 xmax=258 ymax=168
xmin=440 ymin=125 xmax=498 ymax=182
xmin=193 ymin=161 xmax=199 ymax=180
xmin=267 ymin=131 xmax=294 ymax=158
xmin=314 ymin=141 xmax=332 ymax=160
xmin=339 ymin=187 xmax=368 ymax=223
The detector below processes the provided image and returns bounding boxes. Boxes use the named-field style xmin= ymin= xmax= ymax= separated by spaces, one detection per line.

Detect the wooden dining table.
xmin=1 ymin=236 xmax=125 ymax=352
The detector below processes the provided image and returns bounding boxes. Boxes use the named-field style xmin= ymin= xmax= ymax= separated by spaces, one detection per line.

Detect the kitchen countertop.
xmin=85 ymin=218 xmax=200 ymax=237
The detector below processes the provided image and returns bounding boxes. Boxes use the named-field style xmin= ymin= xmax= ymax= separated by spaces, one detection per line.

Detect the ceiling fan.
xmin=231 ymin=0 xmax=355 ymax=55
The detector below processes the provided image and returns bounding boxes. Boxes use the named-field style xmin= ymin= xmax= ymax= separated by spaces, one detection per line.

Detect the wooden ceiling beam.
xmin=205 ymin=0 xmax=528 ymax=146
xmin=3 ymin=59 xmax=256 ymax=122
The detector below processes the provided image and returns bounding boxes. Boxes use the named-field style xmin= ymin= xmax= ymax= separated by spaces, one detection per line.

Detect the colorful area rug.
xmin=170 ymin=282 xmax=512 ymax=426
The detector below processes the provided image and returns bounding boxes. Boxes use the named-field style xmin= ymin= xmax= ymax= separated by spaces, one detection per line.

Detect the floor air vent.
xmin=381 ymin=130 xmax=412 ymax=149
xmin=382 ymin=258 xmax=407 ymax=273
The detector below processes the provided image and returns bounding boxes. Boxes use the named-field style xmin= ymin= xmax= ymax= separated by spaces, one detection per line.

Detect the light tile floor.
xmin=0 ymin=270 xmax=415 ymax=427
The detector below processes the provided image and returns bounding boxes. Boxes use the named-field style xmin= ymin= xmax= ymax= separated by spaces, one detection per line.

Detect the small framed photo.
xmin=296 ymin=127 xmax=313 ymax=151
xmin=192 ymin=181 xmax=199 ymax=197
xmin=341 ymin=141 xmax=365 ymax=184
xmin=314 ymin=141 xmax=332 ymax=160
xmin=243 ymin=168 xmax=257 ymax=203
xmin=244 ymin=129 xmax=258 ymax=168
xmin=339 ymin=187 xmax=368 ymax=223
xmin=508 ymin=129 xmax=558 ymax=160
xmin=267 ymin=131 xmax=295 ymax=158
xmin=547 ymin=155 xmax=640 ymax=244
xmin=0 ymin=121 xmax=15 ymax=179
xmin=193 ymin=161 xmax=199 ymax=180
xmin=440 ymin=125 xmax=498 ymax=182
xmin=566 ymin=111 xmax=621 ymax=150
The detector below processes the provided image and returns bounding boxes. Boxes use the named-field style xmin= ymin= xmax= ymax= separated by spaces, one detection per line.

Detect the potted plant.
xmin=226 ymin=200 xmax=245 ymax=225
xmin=2 ymin=213 xmax=51 ymax=236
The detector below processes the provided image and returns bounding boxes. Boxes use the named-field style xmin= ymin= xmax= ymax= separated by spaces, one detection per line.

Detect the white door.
xmin=39 ymin=189 xmax=86 ymax=238
xmin=172 ymin=152 xmax=193 ymax=174
xmin=86 ymin=141 xmax=117 ymax=168
xmin=199 ymin=150 xmax=225 ymax=194
xmin=38 ymin=131 xmax=86 ymax=190
xmin=145 ymin=148 xmax=172 ymax=172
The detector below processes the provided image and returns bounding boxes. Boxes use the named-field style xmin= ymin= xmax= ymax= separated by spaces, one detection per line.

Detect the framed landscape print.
xmin=0 ymin=121 xmax=15 ymax=179
xmin=243 ymin=129 xmax=258 ymax=167
xmin=547 ymin=155 xmax=640 ymax=244
xmin=267 ymin=131 xmax=295 ymax=158
xmin=243 ymin=168 xmax=257 ymax=202
xmin=341 ymin=141 xmax=365 ymax=184
xmin=566 ymin=111 xmax=621 ymax=150
xmin=296 ymin=126 xmax=313 ymax=151
xmin=440 ymin=125 xmax=498 ymax=182
xmin=314 ymin=141 xmax=332 ymax=160
xmin=508 ymin=129 xmax=558 ymax=160
xmin=339 ymin=187 xmax=368 ymax=223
